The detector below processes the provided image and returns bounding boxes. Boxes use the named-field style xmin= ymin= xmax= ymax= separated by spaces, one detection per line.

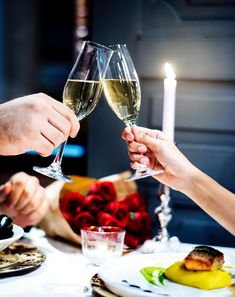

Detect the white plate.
xmin=0 ymin=224 xmax=24 ymax=252
xmin=99 ymin=252 xmax=234 ymax=297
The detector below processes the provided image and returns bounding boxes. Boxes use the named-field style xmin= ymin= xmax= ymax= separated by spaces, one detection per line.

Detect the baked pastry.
xmin=184 ymin=245 xmax=224 ymax=271
xmin=164 ymin=245 xmax=232 ymax=290
xmin=0 ymin=215 xmax=13 ymax=240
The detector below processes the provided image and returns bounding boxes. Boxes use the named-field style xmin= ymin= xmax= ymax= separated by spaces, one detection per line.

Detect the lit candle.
xmin=162 ymin=63 xmax=177 ymax=142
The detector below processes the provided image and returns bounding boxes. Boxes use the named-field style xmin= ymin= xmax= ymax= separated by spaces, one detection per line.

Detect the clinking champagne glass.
xmin=33 ymin=41 xmax=113 ymax=183
xmin=103 ymin=44 xmax=163 ymax=181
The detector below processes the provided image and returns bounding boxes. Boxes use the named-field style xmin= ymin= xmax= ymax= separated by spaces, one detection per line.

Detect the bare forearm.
xmin=183 ymin=168 xmax=235 ymax=235
xmin=122 ymin=126 xmax=235 ymax=234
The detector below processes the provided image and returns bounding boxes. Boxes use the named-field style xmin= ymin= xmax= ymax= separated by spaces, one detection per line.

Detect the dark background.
xmin=0 ymin=0 xmax=87 ymax=184
xmin=0 ymin=0 xmax=235 ymax=247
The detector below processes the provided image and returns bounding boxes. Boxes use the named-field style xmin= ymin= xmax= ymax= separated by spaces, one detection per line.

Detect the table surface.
xmin=1 ymin=228 xmax=235 ymax=297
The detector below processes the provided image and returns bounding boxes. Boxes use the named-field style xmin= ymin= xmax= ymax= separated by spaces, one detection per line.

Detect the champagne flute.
xmin=33 ymin=41 xmax=113 ymax=183
xmin=102 ymin=44 xmax=163 ymax=181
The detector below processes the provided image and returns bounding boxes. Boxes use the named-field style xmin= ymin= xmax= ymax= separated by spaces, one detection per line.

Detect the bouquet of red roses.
xmin=59 ymin=180 xmax=151 ymax=248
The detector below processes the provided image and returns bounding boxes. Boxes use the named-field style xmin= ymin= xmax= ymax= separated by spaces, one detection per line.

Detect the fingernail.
xmin=137 ymin=145 xmax=145 ymax=153
xmin=126 ymin=134 xmax=133 ymax=141
xmin=140 ymin=157 xmax=148 ymax=164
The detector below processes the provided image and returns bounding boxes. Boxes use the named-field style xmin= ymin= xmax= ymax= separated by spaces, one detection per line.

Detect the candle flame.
xmin=165 ymin=63 xmax=176 ymax=79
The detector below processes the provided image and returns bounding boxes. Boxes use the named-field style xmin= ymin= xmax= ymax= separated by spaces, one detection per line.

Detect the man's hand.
xmin=0 ymin=93 xmax=80 ymax=156
xmin=0 ymin=172 xmax=49 ymax=227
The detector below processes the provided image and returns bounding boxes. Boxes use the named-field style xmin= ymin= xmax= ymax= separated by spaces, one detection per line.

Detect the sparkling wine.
xmin=102 ymin=79 xmax=141 ymax=126
xmin=63 ymin=79 xmax=102 ymax=120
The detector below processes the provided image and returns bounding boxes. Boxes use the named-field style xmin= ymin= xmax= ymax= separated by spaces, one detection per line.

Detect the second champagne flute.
xmin=33 ymin=41 xmax=113 ymax=182
xmin=103 ymin=44 xmax=163 ymax=181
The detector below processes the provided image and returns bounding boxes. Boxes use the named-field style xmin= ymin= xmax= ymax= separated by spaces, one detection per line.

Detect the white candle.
xmin=162 ymin=63 xmax=177 ymax=142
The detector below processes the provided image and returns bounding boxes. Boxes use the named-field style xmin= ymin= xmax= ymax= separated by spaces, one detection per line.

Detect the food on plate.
xmin=164 ymin=245 xmax=232 ymax=290
xmin=229 ymin=283 xmax=235 ymax=296
xmin=0 ymin=215 xmax=13 ymax=240
xmin=165 ymin=261 xmax=231 ymax=290
xmin=140 ymin=266 xmax=165 ymax=286
xmin=0 ymin=242 xmax=46 ymax=273
xmin=184 ymin=245 xmax=224 ymax=271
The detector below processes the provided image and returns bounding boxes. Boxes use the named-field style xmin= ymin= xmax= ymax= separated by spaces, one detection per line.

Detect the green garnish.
xmin=155 ymin=268 xmax=165 ymax=285
xmin=140 ymin=267 xmax=157 ymax=285
xmin=140 ymin=266 xmax=166 ymax=286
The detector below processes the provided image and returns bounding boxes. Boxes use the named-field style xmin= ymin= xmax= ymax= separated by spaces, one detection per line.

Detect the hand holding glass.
xmin=103 ymin=44 xmax=163 ymax=181
xmin=33 ymin=41 xmax=113 ymax=182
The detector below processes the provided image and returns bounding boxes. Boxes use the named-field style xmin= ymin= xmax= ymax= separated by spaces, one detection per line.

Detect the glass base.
xmin=33 ymin=163 xmax=73 ymax=183
xmin=125 ymin=165 xmax=164 ymax=182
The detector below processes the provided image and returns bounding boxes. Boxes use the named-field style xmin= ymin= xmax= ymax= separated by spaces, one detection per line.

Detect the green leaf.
xmin=156 ymin=268 xmax=165 ymax=285
xmin=129 ymin=212 xmax=135 ymax=221
xmin=140 ymin=266 xmax=166 ymax=286
xmin=140 ymin=267 xmax=157 ymax=285
xmin=142 ymin=267 xmax=158 ymax=274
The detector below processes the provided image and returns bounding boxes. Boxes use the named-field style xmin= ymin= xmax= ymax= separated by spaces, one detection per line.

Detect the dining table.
xmin=1 ymin=227 xmax=235 ymax=297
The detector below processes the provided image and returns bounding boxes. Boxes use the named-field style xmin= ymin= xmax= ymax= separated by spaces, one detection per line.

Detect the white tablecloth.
xmin=0 ymin=228 xmax=96 ymax=297
xmin=1 ymin=228 xmax=234 ymax=297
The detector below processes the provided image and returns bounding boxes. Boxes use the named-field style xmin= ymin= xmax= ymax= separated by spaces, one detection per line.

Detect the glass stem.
xmin=125 ymin=121 xmax=148 ymax=172
xmin=125 ymin=120 xmax=136 ymax=128
xmin=52 ymin=139 xmax=67 ymax=166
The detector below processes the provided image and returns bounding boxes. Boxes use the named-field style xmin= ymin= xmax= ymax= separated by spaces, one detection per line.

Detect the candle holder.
xmin=153 ymin=183 xmax=172 ymax=244
xmin=139 ymin=183 xmax=180 ymax=253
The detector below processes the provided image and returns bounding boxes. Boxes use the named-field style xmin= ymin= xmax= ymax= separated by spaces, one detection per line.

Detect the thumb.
xmin=140 ymin=134 xmax=162 ymax=153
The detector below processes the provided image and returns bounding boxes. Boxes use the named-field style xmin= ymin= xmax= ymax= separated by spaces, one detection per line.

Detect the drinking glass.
xmin=33 ymin=41 xmax=113 ymax=182
xmin=102 ymin=44 xmax=163 ymax=181
xmin=81 ymin=226 xmax=125 ymax=266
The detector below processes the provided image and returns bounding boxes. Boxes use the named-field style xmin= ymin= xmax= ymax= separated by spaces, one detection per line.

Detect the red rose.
xmin=84 ymin=194 xmax=105 ymax=213
xmin=88 ymin=181 xmax=116 ymax=202
xmin=73 ymin=211 xmax=96 ymax=231
xmin=59 ymin=180 xmax=152 ymax=250
xmin=124 ymin=233 xmax=141 ymax=248
xmin=98 ymin=212 xmax=119 ymax=226
xmin=59 ymin=192 xmax=85 ymax=222
xmin=119 ymin=192 xmax=146 ymax=212
xmin=127 ymin=212 xmax=151 ymax=233
xmin=105 ymin=201 xmax=129 ymax=228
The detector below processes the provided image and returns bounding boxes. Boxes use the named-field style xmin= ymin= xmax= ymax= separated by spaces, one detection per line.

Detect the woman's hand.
xmin=122 ymin=126 xmax=198 ymax=192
